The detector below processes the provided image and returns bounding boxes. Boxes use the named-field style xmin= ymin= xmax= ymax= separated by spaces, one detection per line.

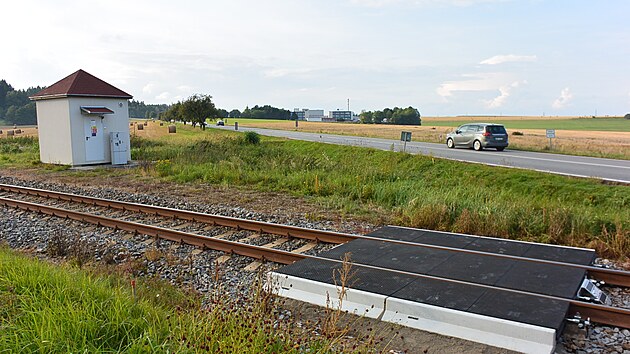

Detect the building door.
xmin=84 ymin=118 xmax=105 ymax=162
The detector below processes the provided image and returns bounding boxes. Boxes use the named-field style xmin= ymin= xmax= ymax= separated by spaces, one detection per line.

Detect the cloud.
xmin=480 ymin=55 xmax=537 ymax=65
xmin=552 ymin=87 xmax=573 ymax=109
xmin=263 ymin=67 xmax=314 ymax=78
xmin=142 ymin=82 xmax=156 ymax=94
xmin=484 ymin=80 xmax=525 ymax=108
xmin=155 ymin=92 xmax=171 ymax=100
xmin=350 ymin=0 xmax=504 ymax=7
xmin=436 ymin=72 xmax=511 ymax=98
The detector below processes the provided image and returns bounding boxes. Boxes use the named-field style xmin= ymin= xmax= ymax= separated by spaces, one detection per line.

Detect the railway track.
xmin=1 ymin=183 xmax=629 ymax=330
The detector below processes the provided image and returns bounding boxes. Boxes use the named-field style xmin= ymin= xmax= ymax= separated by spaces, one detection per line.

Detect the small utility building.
xmin=30 ymin=69 xmax=132 ymax=166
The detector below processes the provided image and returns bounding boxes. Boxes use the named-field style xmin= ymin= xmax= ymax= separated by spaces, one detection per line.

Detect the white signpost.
xmin=546 ymin=129 xmax=556 ymax=149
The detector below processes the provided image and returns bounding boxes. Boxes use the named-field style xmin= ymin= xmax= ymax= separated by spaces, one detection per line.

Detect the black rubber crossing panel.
xmin=367 ymin=242 xmax=455 ymax=274
xmin=371 ymin=225 xmax=596 ymax=265
xmin=463 ymin=237 xmax=532 ymax=256
xmin=523 ymin=244 xmax=595 ymax=265
xmin=319 ymin=238 xmax=397 ymax=263
xmin=468 ymin=289 xmax=570 ymax=330
xmin=391 ymin=277 xmax=487 ymax=311
xmin=494 ymin=261 xmax=586 ymax=298
xmin=276 ymin=226 xmax=594 ymax=332
xmin=277 ymin=257 xmax=416 ymax=297
xmin=427 ymin=252 xmax=516 ymax=286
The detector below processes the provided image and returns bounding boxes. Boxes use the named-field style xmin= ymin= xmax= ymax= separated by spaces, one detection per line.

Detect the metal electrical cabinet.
xmin=110 ymin=132 xmax=129 ymax=165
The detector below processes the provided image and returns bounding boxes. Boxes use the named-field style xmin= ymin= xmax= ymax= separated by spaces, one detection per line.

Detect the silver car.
xmin=446 ymin=123 xmax=508 ymax=151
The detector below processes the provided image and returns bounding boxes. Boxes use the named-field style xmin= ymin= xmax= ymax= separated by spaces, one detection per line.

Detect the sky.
xmin=3 ymin=0 xmax=630 ymax=116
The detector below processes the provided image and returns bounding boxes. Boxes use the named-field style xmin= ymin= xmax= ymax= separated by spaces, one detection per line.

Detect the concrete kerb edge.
xmin=268 ymin=271 xmax=556 ymax=354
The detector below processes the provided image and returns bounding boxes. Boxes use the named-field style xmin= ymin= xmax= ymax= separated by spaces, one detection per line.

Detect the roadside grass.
xmin=131 ymin=127 xmax=629 ymax=260
xmin=0 ymin=246 xmax=337 ymax=353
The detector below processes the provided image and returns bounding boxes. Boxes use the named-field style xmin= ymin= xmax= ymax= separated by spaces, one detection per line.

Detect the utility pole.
xmin=347 ymin=98 xmax=350 ymax=111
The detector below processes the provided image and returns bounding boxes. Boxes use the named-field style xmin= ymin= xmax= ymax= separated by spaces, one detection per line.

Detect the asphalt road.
xmin=212 ymin=125 xmax=630 ymax=184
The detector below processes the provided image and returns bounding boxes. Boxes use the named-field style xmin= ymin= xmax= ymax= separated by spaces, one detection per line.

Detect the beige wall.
xmin=35 ymin=97 xmax=130 ymax=166
xmin=35 ymin=99 xmax=73 ymax=164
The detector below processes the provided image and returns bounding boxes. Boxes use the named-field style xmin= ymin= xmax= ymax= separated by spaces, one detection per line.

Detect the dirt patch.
xmin=282 ymin=298 xmax=513 ymax=353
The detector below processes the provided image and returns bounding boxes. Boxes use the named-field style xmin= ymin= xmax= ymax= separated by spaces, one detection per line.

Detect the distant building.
xmin=29 ymin=69 xmax=132 ymax=166
xmin=329 ymin=110 xmax=358 ymax=121
xmin=293 ymin=109 xmax=305 ymax=120
xmin=293 ymin=108 xmax=325 ymax=122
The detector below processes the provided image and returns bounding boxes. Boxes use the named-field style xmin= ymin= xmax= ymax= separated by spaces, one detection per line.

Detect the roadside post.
xmin=235 ymin=122 xmax=238 ymax=131
xmin=400 ymin=131 xmax=412 ymax=152
xmin=546 ymin=129 xmax=555 ymax=150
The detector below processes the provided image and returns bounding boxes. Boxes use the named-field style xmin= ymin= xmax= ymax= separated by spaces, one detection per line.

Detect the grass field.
xmin=0 ymin=246 xmax=340 ymax=353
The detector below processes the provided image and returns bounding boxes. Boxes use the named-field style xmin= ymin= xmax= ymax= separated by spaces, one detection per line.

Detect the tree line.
xmin=2 ymin=78 xmax=422 ymax=127
xmin=0 ymin=80 xmax=42 ymax=125
xmin=359 ymin=106 xmax=421 ymax=125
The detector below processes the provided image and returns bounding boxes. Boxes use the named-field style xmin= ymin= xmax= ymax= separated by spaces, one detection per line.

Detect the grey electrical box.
xmin=110 ymin=132 xmax=128 ymax=165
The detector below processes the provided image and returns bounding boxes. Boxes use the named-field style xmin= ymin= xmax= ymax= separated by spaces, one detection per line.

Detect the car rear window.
xmin=486 ymin=125 xmax=507 ymax=134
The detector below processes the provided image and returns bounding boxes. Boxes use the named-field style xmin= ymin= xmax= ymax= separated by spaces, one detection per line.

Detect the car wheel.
xmin=496 ymin=147 xmax=505 ymax=151
xmin=473 ymin=140 xmax=483 ymax=151
xmin=447 ymin=138 xmax=454 ymax=148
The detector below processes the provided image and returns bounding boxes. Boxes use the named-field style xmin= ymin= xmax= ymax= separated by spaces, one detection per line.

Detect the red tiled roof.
xmin=80 ymin=106 xmax=114 ymax=114
xmin=30 ymin=69 xmax=133 ymax=100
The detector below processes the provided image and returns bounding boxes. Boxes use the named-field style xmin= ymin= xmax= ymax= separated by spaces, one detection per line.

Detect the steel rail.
xmin=0 ymin=183 xmax=355 ymax=244
xmin=2 ymin=195 xmax=628 ymax=328
xmin=1 ymin=183 xmax=629 ymax=287
xmin=0 ymin=197 xmax=304 ymax=265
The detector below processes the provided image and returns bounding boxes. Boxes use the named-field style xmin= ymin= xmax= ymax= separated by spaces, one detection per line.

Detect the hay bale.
xmin=7 ymin=130 xmax=15 ymax=136
xmin=0 ymin=130 xmax=3 ymax=135
xmin=168 ymin=125 xmax=176 ymax=134
xmin=15 ymin=129 xmax=22 ymax=134
xmin=136 ymin=123 xmax=144 ymax=130
xmin=143 ymin=122 xmax=148 ymax=126
xmin=160 ymin=122 xmax=164 ymax=126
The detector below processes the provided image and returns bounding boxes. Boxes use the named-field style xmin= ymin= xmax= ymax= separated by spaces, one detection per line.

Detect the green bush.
xmin=242 ymin=131 xmax=261 ymax=145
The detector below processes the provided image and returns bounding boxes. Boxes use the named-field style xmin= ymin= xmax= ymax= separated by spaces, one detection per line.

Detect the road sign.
xmin=400 ymin=131 xmax=412 ymax=152
xmin=546 ymin=129 xmax=555 ymax=150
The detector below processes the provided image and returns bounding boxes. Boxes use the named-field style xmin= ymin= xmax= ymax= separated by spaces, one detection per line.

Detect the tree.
xmin=0 ymin=80 xmax=14 ymax=108
xmin=180 ymin=94 xmax=217 ymax=130
xmin=241 ymin=105 xmax=291 ymax=119
xmin=373 ymin=110 xmax=385 ymax=124
xmin=229 ymin=109 xmax=241 ymax=118
xmin=216 ymin=108 xmax=229 ymax=118
xmin=391 ymin=106 xmax=421 ymax=125
xmin=359 ymin=111 xmax=373 ymax=124
xmin=359 ymin=106 xmax=421 ymax=126
xmin=161 ymin=101 xmax=183 ymax=122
